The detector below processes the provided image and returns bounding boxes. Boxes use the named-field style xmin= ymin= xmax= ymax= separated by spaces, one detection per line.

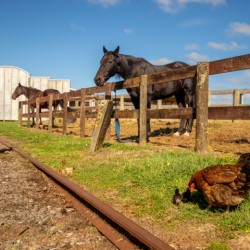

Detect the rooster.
xmin=186 ymin=153 xmax=250 ymax=210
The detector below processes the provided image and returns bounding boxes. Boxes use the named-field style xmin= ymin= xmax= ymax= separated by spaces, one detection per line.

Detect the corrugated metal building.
xmin=0 ymin=66 xmax=70 ymax=121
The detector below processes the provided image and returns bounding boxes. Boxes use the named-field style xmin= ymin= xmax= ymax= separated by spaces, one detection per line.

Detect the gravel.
xmin=0 ymin=144 xmax=117 ymax=250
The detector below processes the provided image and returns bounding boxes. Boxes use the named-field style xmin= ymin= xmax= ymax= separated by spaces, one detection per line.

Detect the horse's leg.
xmin=183 ymin=79 xmax=196 ymax=136
xmin=174 ymin=93 xmax=186 ymax=136
xmin=184 ymin=93 xmax=195 ymax=136
xmin=39 ymin=107 xmax=42 ymax=125
xmin=52 ymin=103 xmax=58 ymax=127
xmin=31 ymin=106 xmax=35 ymax=127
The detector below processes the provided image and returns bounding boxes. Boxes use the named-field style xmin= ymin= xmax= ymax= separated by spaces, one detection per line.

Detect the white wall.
xmin=0 ymin=66 xmax=70 ymax=121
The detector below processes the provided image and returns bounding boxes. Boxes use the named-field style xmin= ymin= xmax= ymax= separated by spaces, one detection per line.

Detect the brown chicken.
xmin=187 ymin=153 xmax=250 ymax=210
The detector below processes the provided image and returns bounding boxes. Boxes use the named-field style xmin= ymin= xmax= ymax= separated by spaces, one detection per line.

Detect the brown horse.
xmin=12 ymin=83 xmax=68 ymax=126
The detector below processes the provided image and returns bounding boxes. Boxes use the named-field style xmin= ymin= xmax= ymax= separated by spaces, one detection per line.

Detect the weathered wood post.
xmin=195 ymin=62 xmax=209 ymax=152
xmin=18 ymin=102 xmax=23 ymax=127
xmin=233 ymin=89 xmax=240 ymax=106
xmin=90 ymin=99 xmax=114 ymax=152
xmin=80 ymin=88 xmax=86 ymax=138
xmin=120 ymin=95 xmax=124 ymax=110
xmin=157 ymin=100 xmax=162 ymax=109
xmin=27 ymin=101 xmax=31 ymax=127
xmin=48 ymin=94 xmax=53 ymax=132
xmin=63 ymin=93 xmax=68 ymax=135
xmin=105 ymin=83 xmax=112 ymax=139
xmin=139 ymin=75 xmax=148 ymax=146
xmin=36 ymin=97 xmax=40 ymax=129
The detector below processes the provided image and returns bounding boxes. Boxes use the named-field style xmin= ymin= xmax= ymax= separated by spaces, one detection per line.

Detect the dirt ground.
xmin=63 ymin=119 xmax=250 ymax=156
xmin=0 ymin=146 xmax=117 ymax=250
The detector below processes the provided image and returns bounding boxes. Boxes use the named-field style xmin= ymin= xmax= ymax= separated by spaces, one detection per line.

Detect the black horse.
xmin=11 ymin=83 xmax=68 ymax=127
xmin=94 ymin=46 xmax=196 ymax=139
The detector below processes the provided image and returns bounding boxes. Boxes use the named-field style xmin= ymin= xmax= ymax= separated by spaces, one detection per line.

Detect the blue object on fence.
xmin=115 ymin=118 xmax=132 ymax=143
xmin=115 ymin=118 xmax=121 ymax=142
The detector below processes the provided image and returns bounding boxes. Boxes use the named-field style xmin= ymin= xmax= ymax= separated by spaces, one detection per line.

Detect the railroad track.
xmin=0 ymin=137 xmax=174 ymax=250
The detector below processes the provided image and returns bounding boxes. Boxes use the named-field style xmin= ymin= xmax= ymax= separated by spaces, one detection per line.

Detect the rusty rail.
xmin=0 ymin=137 xmax=174 ymax=250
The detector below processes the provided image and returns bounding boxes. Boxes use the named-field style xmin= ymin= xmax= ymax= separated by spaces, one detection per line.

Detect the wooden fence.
xmin=69 ymin=88 xmax=250 ymax=110
xmin=17 ymin=53 xmax=250 ymax=152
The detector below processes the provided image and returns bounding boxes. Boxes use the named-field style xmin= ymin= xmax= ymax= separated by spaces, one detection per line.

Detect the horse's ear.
xmin=114 ymin=46 xmax=120 ymax=55
xmin=103 ymin=46 xmax=108 ymax=54
xmin=18 ymin=83 xmax=21 ymax=86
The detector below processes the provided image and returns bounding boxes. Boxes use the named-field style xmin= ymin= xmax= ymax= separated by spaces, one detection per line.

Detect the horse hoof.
xmin=183 ymin=132 xmax=190 ymax=137
xmin=174 ymin=131 xmax=180 ymax=137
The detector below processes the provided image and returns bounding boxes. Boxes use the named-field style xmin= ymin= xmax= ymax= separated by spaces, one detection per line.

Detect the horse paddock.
xmin=46 ymin=118 xmax=250 ymax=156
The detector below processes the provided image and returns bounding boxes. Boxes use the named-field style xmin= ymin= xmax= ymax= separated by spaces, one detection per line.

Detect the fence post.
xmin=195 ymin=62 xmax=209 ymax=152
xmin=27 ymin=101 xmax=31 ymax=127
xmin=48 ymin=94 xmax=53 ymax=132
xmin=120 ymin=95 xmax=124 ymax=110
xmin=157 ymin=100 xmax=162 ymax=109
xmin=105 ymin=83 xmax=112 ymax=139
xmin=18 ymin=102 xmax=23 ymax=127
xmin=63 ymin=93 xmax=68 ymax=135
xmin=139 ymin=75 xmax=148 ymax=145
xmin=80 ymin=88 xmax=86 ymax=137
xmin=233 ymin=89 xmax=240 ymax=106
xmin=36 ymin=97 xmax=40 ymax=129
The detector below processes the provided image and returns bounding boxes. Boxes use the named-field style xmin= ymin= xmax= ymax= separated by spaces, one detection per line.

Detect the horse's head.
xmin=11 ymin=83 xmax=23 ymax=100
xmin=94 ymin=46 xmax=120 ymax=86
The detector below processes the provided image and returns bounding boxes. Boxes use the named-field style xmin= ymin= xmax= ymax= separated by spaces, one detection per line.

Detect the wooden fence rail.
xmin=17 ymin=53 xmax=250 ymax=152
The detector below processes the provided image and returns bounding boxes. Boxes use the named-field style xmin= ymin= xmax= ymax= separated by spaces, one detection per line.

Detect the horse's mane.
xmin=23 ymin=85 xmax=41 ymax=92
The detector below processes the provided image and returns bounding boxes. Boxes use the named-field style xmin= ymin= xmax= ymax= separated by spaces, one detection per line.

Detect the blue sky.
xmin=1 ymin=0 xmax=250 ymax=103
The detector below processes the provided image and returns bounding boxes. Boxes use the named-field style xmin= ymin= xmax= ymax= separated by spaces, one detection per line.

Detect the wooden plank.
xmin=195 ymin=62 xmax=209 ymax=152
xmin=209 ymin=53 xmax=250 ymax=75
xmin=139 ymin=75 xmax=148 ymax=145
xmin=90 ymin=100 xmax=114 ymax=152
xmin=147 ymin=108 xmax=193 ymax=119
xmin=113 ymin=110 xmax=139 ymax=119
xmin=208 ymin=106 xmax=250 ymax=120
xmin=147 ymin=65 xmax=197 ymax=85
xmin=209 ymin=89 xmax=250 ymax=95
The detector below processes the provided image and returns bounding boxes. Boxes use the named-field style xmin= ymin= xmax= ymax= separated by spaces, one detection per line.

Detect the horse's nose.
xmin=94 ymin=76 xmax=103 ymax=86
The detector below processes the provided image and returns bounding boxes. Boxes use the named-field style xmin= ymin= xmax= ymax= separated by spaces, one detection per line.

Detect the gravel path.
xmin=0 ymin=143 xmax=116 ymax=250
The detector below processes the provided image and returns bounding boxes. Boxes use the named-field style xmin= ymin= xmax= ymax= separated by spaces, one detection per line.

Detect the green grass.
xmin=205 ymin=241 xmax=231 ymax=250
xmin=0 ymin=121 xmax=249 ymax=243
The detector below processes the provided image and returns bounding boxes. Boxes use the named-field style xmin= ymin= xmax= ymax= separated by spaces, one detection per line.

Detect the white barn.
xmin=0 ymin=66 xmax=70 ymax=121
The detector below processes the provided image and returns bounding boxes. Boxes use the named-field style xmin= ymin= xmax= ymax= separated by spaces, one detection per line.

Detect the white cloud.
xmin=86 ymin=0 xmax=120 ymax=7
xmin=222 ymin=71 xmax=250 ymax=87
xmin=124 ymin=28 xmax=134 ymax=35
xmin=244 ymin=70 xmax=250 ymax=78
xmin=70 ymin=23 xmax=85 ymax=32
xmin=150 ymin=58 xmax=172 ymax=65
xmin=186 ymin=52 xmax=209 ymax=64
xmin=228 ymin=22 xmax=250 ymax=36
xmin=208 ymin=41 xmax=247 ymax=51
xmin=184 ymin=43 xmax=199 ymax=50
xmin=154 ymin=0 xmax=226 ymax=14
xmin=181 ymin=18 xmax=208 ymax=27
